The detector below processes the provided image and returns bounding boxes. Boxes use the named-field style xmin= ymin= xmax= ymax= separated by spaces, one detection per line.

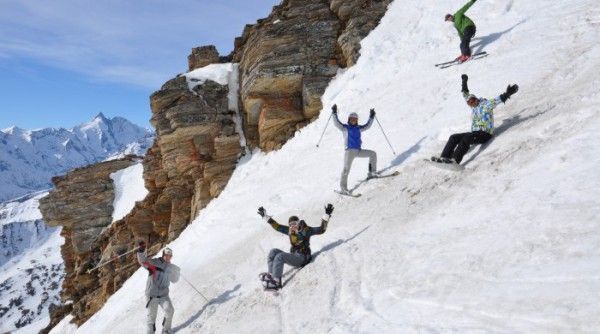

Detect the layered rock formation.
xmin=38 ymin=157 xmax=139 ymax=327
xmin=231 ymin=0 xmax=392 ymax=150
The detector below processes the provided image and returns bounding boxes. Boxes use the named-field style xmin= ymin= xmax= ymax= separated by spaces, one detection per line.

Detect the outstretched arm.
xmin=136 ymin=241 xmax=149 ymax=267
xmin=331 ymin=104 xmax=345 ymax=130
xmin=455 ymin=0 xmax=476 ymax=18
xmin=310 ymin=204 xmax=334 ymax=236
xmin=359 ymin=109 xmax=375 ymax=131
xmin=258 ymin=206 xmax=289 ymax=235
xmin=499 ymin=84 xmax=519 ymax=103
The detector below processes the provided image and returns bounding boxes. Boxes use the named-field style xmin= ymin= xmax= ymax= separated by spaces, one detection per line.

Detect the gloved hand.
xmin=257 ymin=206 xmax=266 ymax=218
xmin=461 ymin=74 xmax=469 ymax=93
xmin=325 ymin=203 xmax=334 ymax=215
xmin=331 ymin=104 xmax=338 ymax=114
xmin=369 ymin=108 xmax=376 ymax=118
xmin=138 ymin=241 xmax=146 ymax=252
xmin=506 ymin=84 xmax=519 ymax=96
xmin=500 ymin=84 xmax=519 ymax=102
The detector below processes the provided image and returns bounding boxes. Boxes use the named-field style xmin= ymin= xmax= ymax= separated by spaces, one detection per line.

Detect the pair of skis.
xmin=435 ymin=51 xmax=489 ymax=69
xmin=334 ymin=170 xmax=400 ymax=197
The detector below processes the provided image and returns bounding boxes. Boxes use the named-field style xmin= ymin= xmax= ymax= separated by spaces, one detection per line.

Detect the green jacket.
xmin=454 ymin=0 xmax=476 ymax=38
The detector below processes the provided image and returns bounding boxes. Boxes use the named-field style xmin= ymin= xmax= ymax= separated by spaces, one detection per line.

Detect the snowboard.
xmin=424 ymin=158 xmax=464 ymax=171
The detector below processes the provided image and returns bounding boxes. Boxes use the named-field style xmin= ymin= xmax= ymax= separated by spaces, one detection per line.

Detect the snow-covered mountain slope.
xmin=0 ymin=192 xmax=64 ymax=333
xmin=63 ymin=0 xmax=600 ymax=333
xmin=0 ymin=113 xmax=154 ymax=202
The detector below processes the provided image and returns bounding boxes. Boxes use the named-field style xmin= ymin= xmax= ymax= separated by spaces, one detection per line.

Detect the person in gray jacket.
xmin=137 ymin=241 xmax=180 ymax=334
xmin=332 ymin=104 xmax=378 ymax=194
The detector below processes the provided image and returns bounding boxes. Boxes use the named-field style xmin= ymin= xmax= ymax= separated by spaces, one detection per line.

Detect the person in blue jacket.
xmin=332 ymin=104 xmax=378 ymax=194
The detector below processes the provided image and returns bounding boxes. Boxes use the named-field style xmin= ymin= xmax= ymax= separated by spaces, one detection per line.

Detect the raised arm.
xmin=455 ymin=0 xmax=476 ymax=18
xmin=331 ymin=104 xmax=345 ymax=130
xmin=137 ymin=241 xmax=149 ymax=267
xmin=309 ymin=204 xmax=334 ymax=236
xmin=258 ymin=207 xmax=289 ymax=235
xmin=499 ymin=84 xmax=519 ymax=103
xmin=461 ymin=74 xmax=470 ymax=97
xmin=359 ymin=109 xmax=375 ymax=131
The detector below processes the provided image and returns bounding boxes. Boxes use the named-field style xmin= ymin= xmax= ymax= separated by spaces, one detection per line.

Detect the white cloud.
xmin=0 ymin=0 xmax=279 ymax=88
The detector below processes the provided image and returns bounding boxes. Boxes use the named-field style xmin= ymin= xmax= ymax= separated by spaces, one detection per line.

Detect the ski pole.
xmin=375 ymin=116 xmax=397 ymax=155
xmin=181 ymin=274 xmax=210 ymax=303
xmin=316 ymin=113 xmax=333 ymax=147
xmin=87 ymin=246 xmax=141 ymax=274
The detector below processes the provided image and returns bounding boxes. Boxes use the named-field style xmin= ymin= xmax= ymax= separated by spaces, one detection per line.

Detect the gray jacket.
xmin=137 ymin=251 xmax=180 ymax=298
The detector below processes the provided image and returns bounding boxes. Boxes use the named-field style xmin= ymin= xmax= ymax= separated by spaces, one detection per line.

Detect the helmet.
xmin=163 ymin=247 xmax=173 ymax=256
xmin=348 ymin=112 xmax=359 ymax=120
xmin=288 ymin=216 xmax=299 ymax=226
xmin=445 ymin=14 xmax=453 ymax=21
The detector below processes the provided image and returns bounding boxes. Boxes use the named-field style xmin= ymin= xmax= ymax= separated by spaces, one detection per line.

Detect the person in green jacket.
xmin=445 ymin=0 xmax=478 ymax=62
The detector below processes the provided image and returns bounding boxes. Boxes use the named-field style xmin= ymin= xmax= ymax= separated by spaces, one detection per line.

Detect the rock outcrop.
xmin=38 ymin=157 xmax=139 ymax=326
xmin=231 ymin=0 xmax=392 ymax=150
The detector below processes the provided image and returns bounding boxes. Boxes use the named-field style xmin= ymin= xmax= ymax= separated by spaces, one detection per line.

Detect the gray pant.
xmin=340 ymin=149 xmax=377 ymax=191
xmin=268 ymin=248 xmax=306 ymax=278
xmin=146 ymin=296 xmax=174 ymax=334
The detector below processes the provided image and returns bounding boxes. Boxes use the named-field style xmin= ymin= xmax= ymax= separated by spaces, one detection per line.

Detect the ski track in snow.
xmin=58 ymin=0 xmax=600 ymax=333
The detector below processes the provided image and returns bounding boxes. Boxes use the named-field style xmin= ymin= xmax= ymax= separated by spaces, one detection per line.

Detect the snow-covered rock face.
xmin=0 ymin=192 xmax=64 ymax=333
xmin=0 ymin=113 xmax=154 ymax=202
xmin=76 ymin=0 xmax=600 ymax=333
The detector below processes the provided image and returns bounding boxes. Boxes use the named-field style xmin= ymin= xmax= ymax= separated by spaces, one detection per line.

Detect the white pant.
xmin=340 ymin=149 xmax=377 ymax=190
xmin=146 ymin=296 xmax=174 ymax=334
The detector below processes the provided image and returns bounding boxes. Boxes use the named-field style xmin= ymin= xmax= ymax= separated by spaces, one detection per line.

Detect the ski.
xmin=334 ymin=189 xmax=362 ymax=198
xmin=366 ymin=170 xmax=400 ymax=180
xmin=423 ymin=158 xmax=464 ymax=171
xmin=435 ymin=51 xmax=488 ymax=68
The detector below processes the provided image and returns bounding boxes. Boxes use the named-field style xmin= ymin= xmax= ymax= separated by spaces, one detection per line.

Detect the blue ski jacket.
xmin=333 ymin=113 xmax=374 ymax=150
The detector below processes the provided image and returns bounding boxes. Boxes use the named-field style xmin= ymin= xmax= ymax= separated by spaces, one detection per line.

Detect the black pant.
xmin=460 ymin=25 xmax=476 ymax=56
xmin=441 ymin=131 xmax=492 ymax=163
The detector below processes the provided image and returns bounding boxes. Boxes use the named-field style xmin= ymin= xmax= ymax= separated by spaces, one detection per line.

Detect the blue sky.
xmin=0 ymin=0 xmax=280 ymax=130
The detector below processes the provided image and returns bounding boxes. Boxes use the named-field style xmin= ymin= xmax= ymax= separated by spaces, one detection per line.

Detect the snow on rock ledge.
xmin=110 ymin=163 xmax=148 ymax=223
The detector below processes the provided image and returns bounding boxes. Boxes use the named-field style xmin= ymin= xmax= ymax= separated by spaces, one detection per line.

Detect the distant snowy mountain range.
xmin=0 ymin=113 xmax=154 ymax=202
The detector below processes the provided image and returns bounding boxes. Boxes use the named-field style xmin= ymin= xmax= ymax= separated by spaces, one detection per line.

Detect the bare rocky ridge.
xmin=40 ymin=0 xmax=391 ymax=329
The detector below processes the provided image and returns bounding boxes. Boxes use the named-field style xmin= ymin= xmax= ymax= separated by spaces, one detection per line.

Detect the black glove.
xmin=257 ymin=206 xmax=266 ymax=218
xmin=325 ymin=203 xmax=334 ymax=215
xmin=331 ymin=104 xmax=338 ymax=114
xmin=461 ymin=74 xmax=469 ymax=93
xmin=369 ymin=108 xmax=375 ymax=118
xmin=138 ymin=241 xmax=146 ymax=252
xmin=500 ymin=84 xmax=519 ymax=102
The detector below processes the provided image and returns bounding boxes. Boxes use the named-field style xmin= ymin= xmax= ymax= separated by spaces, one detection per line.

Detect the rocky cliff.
xmin=231 ymin=0 xmax=392 ymax=150
xmin=41 ymin=0 xmax=391 ymax=328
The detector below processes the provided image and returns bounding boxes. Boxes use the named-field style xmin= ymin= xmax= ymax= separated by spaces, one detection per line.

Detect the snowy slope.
xmin=0 ymin=113 xmax=154 ymax=202
xmin=0 ymin=192 xmax=64 ymax=333
xmin=66 ymin=0 xmax=600 ymax=333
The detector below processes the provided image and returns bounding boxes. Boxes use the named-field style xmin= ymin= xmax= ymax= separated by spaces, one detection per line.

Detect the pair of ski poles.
xmin=316 ymin=112 xmax=397 ymax=155
xmin=86 ymin=244 xmax=210 ymax=303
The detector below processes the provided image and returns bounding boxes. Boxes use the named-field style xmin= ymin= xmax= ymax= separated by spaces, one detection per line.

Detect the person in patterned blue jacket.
xmin=432 ymin=74 xmax=518 ymax=165
xmin=332 ymin=104 xmax=378 ymax=194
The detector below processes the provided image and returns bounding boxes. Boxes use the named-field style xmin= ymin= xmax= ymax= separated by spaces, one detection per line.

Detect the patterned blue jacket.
xmin=465 ymin=92 xmax=503 ymax=134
